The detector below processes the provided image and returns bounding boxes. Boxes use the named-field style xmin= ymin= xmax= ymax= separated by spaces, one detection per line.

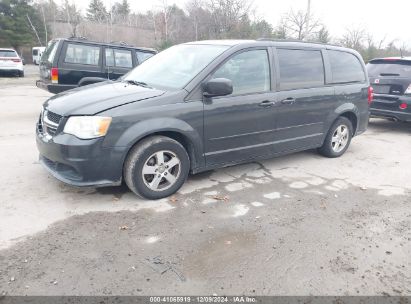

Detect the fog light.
xmin=399 ymin=103 xmax=407 ymax=110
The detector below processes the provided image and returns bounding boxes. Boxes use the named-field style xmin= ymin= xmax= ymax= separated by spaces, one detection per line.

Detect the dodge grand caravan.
xmin=36 ymin=40 xmax=371 ymax=199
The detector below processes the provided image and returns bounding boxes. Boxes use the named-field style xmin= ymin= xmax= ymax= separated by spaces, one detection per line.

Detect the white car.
xmin=0 ymin=48 xmax=24 ymax=77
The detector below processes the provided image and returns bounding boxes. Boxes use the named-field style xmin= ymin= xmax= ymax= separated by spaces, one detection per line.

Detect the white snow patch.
xmin=263 ymin=192 xmax=281 ymax=200
xmin=146 ymin=236 xmax=160 ymax=244
xmin=289 ymin=181 xmax=308 ymax=189
xmin=251 ymin=201 xmax=264 ymax=207
xmin=232 ymin=204 xmax=250 ymax=217
xmin=225 ymin=182 xmax=252 ymax=192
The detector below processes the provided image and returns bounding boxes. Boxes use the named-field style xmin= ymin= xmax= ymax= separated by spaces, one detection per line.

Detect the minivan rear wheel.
xmin=124 ymin=136 xmax=190 ymax=200
xmin=318 ymin=117 xmax=353 ymax=158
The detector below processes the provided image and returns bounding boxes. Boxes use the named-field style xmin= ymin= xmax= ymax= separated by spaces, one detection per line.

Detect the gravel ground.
xmin=0 ymin=73 xmax=410 ymax=296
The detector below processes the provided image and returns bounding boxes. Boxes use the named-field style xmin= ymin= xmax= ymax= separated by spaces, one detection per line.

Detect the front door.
xmin=104 ymin=48 xmax=134 ymax=80
xmin=203 ymin=48 xmax=277 ymax=166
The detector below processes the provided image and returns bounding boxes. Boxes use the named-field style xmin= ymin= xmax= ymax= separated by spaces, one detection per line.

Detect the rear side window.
xmin=367 ymin=60 xmax=411 ymax=77
xmin=32 ymin=49 xmax=38 ymax=56
xmin=329 ymin=50 xmax=365 ymax=83
xmin=136 ymin=51 xmax=154 ymax=63
xmin=278 ymin=49 xmax=325 ymax=90
xmin=212 ymin=49 xmax=270 ymax=95
xmin=64 ymin=43 xmax=100 ymax=65
xmin=0 ymin=50 xmax=18 ymax=57
xmin=105 ymin=48 xmax=132 ymax=68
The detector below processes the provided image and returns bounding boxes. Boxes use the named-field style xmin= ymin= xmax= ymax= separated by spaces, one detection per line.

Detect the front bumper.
xmin=36 ymin=80 xmax=76 ymax=94
xmin=36 ymin=122 xmax=127 ymax=187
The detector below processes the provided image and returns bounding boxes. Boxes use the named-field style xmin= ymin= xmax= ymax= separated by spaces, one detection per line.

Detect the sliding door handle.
xmin=259 ymin=100 xmax=276 ymax=107
xmin=280 ymin=98 xmax=296 ymax=105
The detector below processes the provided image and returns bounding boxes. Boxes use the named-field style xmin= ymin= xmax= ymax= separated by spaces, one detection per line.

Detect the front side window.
xmin=211 ymin=49 xmax=270 ymax=95
xmin=278 ymin=49 xmax=325 ymax=90
xmin=329 ymin=50 xmax=365 ymax=83
xmin=106 ymin=49 xmax=133 ymax=68
xmin=64 ymin=43 xmax=100 ymax=65
xmin=114 ymin=49 xmax=132 ymax=68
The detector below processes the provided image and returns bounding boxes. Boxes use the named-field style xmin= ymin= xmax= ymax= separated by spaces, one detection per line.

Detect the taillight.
xmin=404 ymin=84 xmax=411 ymax=95
xmin=368 ymin=86 xmax=374 ymax=105
xmin=11 ymin=59 xmax=21 ymax=63
xmin=51 ymin=67 xmax=58 ymax=84
xmin=399 ymin=103 xmax=408 ymax=110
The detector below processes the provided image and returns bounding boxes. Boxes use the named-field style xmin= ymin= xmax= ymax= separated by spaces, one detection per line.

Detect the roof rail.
xmin=68 ymin=36 xmax=88 ymax=41
xmin=110 ymin=41 xmax=134 ymax=47
xmin=256 ymin=38 xmax=341 ymax=48
xmin=257 ymin=38 xmax=302 ymax=43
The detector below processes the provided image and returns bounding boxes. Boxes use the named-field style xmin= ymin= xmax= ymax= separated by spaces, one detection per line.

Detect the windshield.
xmin=41 ymin=40 xmax=59 ymax=64
xmin=367 ymin=60 xmax=411 ymax=77
xmin=124 ymin=44 xmax=230 ymax=90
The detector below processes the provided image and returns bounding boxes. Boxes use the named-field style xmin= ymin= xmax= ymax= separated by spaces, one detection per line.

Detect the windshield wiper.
xmin=123 ymin=79 xmax=152 ymax=88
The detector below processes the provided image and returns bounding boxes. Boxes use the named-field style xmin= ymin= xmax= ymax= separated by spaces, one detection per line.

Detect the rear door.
xmin=58 ymin=42 xmax=103 ymax=85
xmin=273 ymin=47 xmax=334 ymax=153
xmin=104 ymin=47 xmax=135 ymax=80
xmin=203 ymin=48 xmax=277 ymax=165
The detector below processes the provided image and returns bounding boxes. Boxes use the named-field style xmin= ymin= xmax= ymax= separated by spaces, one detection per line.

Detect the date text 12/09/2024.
xmin=149 ymin=296 xmax=257 ymax=303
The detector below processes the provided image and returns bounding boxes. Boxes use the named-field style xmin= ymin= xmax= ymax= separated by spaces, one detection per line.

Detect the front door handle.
xmin=280 ymin=97 xmax=296 ymax=105
xmin=259 ymin=100 xmax=276 ymax=107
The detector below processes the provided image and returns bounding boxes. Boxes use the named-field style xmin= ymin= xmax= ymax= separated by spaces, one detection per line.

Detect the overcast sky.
xmin=66 ymin=0 xmax=411 ymax=47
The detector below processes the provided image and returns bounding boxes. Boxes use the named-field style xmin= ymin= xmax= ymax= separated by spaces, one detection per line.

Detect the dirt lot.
xmin=0 ymin=68 xmax=410 ymax=296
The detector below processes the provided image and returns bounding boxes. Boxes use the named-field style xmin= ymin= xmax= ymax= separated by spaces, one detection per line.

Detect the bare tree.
xmin=62 ymin=0 xmax=82 ymax=37
xmin=282 ymin=8 xmax=321 ymax=40
xmin=208 ymin=0 xmax=253 ymax=38
xmin=339 ymin=26 xmax=366 ymax=50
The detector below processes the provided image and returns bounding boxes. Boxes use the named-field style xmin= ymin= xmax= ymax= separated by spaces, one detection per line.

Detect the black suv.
xmin=36 ymin=40 xmax=371 ymax=199
xmin=367 ymin=57 xmax=411 ymax=121
xmin=36 ymin=38 xmax=156 ymax=94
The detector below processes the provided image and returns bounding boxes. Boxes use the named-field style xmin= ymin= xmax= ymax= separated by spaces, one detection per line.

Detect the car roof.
xmin=53 ymin=38 xmax=156 ymax=52
xmin=369 ymin=57 xmax=411 ymax=62
xmin=185 ymin=39 xmax=358 ymax=53
xmin=0 ymin=48 xmax=17 ymax=52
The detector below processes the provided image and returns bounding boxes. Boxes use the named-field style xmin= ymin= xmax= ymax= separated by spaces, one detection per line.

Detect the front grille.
xmin=40 ymin=109 xmax=62 ymax=137
xmin=45 ymin=125 xmax=57 ymax=135
xmin=47 ymin=111 xmax=62 ymax=124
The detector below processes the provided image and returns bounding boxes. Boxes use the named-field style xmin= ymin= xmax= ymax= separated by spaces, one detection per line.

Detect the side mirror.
xmin=203 ymin=78 xmax=233 ymax=98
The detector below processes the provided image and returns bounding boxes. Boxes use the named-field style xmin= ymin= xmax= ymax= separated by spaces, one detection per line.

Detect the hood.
xmin=44 ymin=81 xmax=166 ymax=116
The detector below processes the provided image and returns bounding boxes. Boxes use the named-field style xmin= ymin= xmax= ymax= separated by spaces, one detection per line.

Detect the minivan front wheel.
xmin=124 ymin=136 xmax=190 ymax=200
xmin=318 ymin=117 xmax=353 ymax=158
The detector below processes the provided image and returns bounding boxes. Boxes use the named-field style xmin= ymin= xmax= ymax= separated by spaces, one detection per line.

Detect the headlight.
xmin=63 ymin=116 xmax=112 ymax=139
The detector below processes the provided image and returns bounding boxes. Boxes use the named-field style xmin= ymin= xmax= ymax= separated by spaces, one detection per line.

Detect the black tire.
xmin=318 ymin=116 xmax=353 ymax=158
xmin=18 ymin=71 xmax=24 ymax=77
xmin=124 ymin=136 xmax=190 ymax=200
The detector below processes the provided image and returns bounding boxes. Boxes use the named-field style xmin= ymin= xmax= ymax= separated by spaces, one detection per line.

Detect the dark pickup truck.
xmin=36 ymin=38 xmax=156 ymax=94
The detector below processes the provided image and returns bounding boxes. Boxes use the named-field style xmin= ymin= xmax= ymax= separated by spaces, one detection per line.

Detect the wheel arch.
xmin=114 ymin=117 xmax=204 ymax=174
